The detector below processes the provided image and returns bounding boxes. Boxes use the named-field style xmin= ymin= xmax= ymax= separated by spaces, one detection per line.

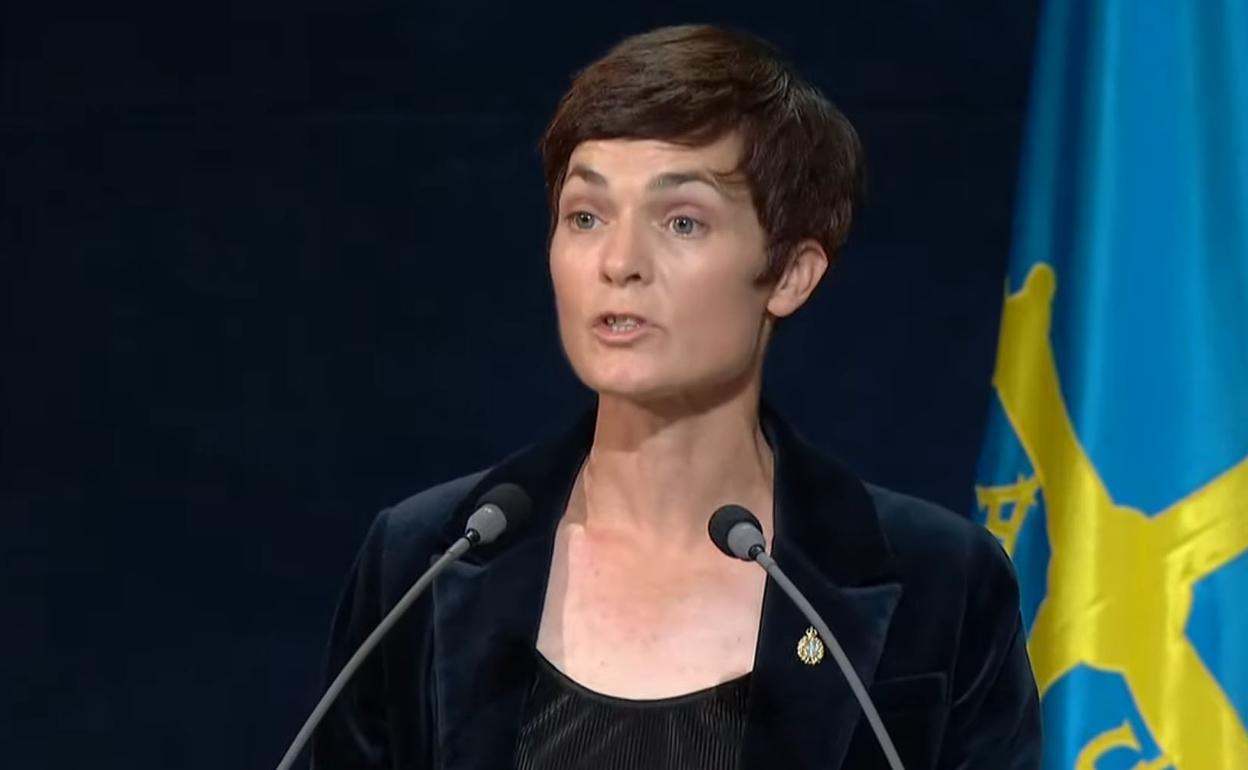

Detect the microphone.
xmin=463 ymin=482 xmax=532 ymax=546
xmin=708 ymin=505 xmax=906 ymax=770
xmin=275 ymin=483 xmax=533 ymax=770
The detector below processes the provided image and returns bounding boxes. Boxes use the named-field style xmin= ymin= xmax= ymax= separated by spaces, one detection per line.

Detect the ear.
xmin=766 ymin=239 xmax=829 ymax=318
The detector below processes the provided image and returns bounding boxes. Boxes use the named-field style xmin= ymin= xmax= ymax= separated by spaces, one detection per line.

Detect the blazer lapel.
xmin=429 ymin=411 xmax=593 ymax=770
xmin=741 ymin=406 xmax=904 ymax=770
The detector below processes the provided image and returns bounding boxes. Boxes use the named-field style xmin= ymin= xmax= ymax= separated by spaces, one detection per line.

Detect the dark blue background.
xmin=1 ymin=2 xmax=1039 ymax=767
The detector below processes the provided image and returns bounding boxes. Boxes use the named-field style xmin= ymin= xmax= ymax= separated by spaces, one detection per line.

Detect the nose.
xmin=599 ymin=215 xmax=652 ymax=287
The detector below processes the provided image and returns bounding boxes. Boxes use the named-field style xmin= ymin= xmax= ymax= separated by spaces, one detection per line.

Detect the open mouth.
xmin=594 ymin=313 xmax=651 ymax=337
xmin=601 ymin=314 xmax=645 ymax=332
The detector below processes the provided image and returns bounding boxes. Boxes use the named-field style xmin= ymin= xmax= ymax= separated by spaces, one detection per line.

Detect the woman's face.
xmin=549 ymin=133 xmax=782 ymax=403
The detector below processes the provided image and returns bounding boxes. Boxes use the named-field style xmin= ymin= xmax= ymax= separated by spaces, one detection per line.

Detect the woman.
xmin=311 ymin=24 xmax=1041 ymax=770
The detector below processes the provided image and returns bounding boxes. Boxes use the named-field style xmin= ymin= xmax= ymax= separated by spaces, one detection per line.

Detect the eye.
xmin=668 ymin=215 xmax=705 ymax=237
xmin=567 ymin=211 xmax=600 ymax=231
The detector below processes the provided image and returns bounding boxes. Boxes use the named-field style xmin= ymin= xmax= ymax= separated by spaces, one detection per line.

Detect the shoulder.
xmin=863 ymin=486 xmax=1040 ymax=757
xmin=350 ymin=409 xmax=595 ymax=595
xmin=384 ymin=470 xmax=490 ymax=545
xmin=357 ymin=470 xmax=490 ymax=599
xmin=864 ymin=482 xmax=1018 ymax=603
xmin=863 ymin=483 xmax=1028 ymax=694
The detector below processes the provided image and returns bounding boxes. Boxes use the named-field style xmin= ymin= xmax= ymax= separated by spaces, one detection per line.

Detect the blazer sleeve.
xmin=938 ymin=526 xmax=1043 ymax=770
xmin=308 ymin=508 xmax=397 ymax=770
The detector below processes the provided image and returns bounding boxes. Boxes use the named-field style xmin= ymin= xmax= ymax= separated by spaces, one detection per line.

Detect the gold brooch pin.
xmin=797 ymin=626 xmax=825 ymax=666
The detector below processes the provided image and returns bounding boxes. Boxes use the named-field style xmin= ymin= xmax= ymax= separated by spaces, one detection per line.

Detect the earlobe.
xmin=766 ymin=239 xmax=829 ymax=318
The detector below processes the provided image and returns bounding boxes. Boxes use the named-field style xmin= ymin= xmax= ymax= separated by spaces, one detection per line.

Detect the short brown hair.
xmin=540 ymin=24 xmax=866 ymax=279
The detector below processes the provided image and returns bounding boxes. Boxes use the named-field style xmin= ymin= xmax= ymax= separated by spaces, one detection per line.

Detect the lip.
xmin=591 ymin=312 xmax=653 ymax=344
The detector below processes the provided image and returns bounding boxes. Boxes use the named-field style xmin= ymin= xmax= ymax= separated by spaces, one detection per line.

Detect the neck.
xmin=575 ymin=384 xmax=775 ymax=552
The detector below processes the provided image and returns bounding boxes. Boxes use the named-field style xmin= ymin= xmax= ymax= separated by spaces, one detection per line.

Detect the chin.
xmin=584 ymin=367 xmax=747 ymax=409
xmin=564 ymin=343 xmax=756 ymax=406
xmin=584 ymin=361 xmax=764 ymax=413
xmin=584 ymin=371 xmax=670 ymax=400
xmin=568 ymin=358 xmax=666 ymax=398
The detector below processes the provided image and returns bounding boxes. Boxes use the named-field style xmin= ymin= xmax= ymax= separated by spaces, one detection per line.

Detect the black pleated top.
xmin=514 ymin=652 xmax=751 ymax=770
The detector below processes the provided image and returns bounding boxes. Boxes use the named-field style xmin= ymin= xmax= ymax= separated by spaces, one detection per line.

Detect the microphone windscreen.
xmin=474 ymin=482 xmax=533 ymax=533
xmin=708 ymin=504 xmax=763 ymax=560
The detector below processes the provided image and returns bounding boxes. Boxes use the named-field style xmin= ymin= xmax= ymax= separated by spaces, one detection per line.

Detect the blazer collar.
xmin=430 ymin=404 xmax=901 ymax=770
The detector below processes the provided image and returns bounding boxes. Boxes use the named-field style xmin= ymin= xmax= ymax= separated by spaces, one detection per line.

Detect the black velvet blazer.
xmin=309 ymin=407 xmax=1041 ymax=770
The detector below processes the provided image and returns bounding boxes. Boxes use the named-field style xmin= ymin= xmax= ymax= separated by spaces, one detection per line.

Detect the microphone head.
xmin=708 ymin=504 xmax=766 ymax=561
xmin=465 ymin=483 xmax=533 ymax=545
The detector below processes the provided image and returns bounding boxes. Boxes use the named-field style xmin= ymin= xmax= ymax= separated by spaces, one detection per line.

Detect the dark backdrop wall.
xmin=1 ymin=2 xmax=1039 ymax=767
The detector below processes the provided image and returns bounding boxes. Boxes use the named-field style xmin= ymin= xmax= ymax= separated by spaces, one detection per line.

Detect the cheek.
xmin=670 ymin=277 xmax=768 ymax=360
xmin=549 ymin=250 xmax=596 ymax=361
xmin=549 ymin=249 xmax=584 ymax=315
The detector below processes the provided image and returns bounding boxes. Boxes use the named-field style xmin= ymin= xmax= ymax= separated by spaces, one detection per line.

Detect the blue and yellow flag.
xmin=973 ymin=1 xmax=1248 ymax=768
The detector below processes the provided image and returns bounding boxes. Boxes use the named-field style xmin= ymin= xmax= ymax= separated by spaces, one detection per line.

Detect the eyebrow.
xmin=563 ymin=164 xmax=732 ymax=198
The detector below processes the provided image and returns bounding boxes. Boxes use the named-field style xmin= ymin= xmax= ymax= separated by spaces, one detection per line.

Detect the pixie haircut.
xmin=540 ymin=24 xmax=866 ymax=280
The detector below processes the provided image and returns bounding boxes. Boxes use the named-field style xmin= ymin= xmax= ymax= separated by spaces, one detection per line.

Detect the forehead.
xmin=563 ymin=133 xmax=746 ymax=190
